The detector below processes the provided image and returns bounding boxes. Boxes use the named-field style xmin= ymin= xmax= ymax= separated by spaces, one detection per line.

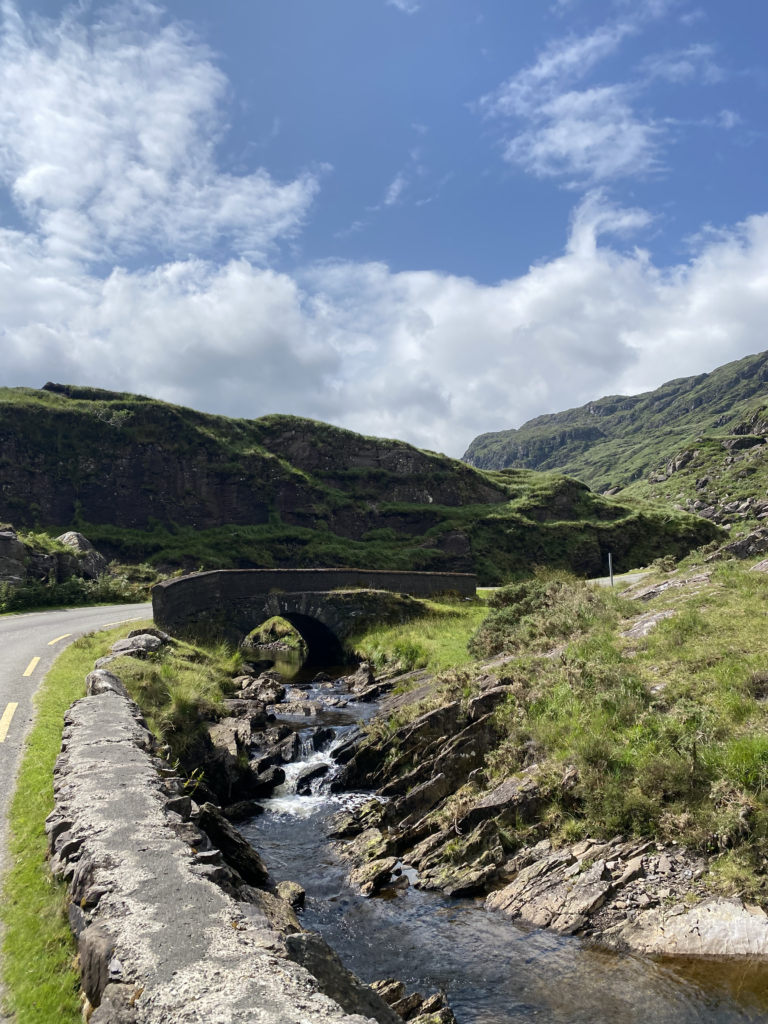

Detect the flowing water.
xmin=240 ymin=651 xmax=768 ymax=1023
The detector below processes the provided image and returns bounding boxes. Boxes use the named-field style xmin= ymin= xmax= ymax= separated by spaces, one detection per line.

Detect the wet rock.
xmin=296 ymin=763 xmax=330 ymax=795
xmin=371 ymin=979 xmax=406 ymax=1005
xmin=312 ymin=671 xmax=334 ymax=683
xmin=285 ymin=932 xmax=401 ymax=1024
xmin=238 ymin=885 xmax=301 ymax=935
xmin=415 ymin=820 xmax=505 ymax=898
xmin=247 ymin=765 xmax=286 ymax=799
xmin=391 ymin=992 xmax=424 ymax=1020
xmin=342 ymin=826 xmax=396 ymax=865
xmin=197 ymin=802 xmax=269 ymax=886
xmin=349 ymin=857 xmax=399 ymax=897
xmin=275 ymin=880 xmax=305 ymax=909
xmin=222 ymin=800 xmax=264 ymax=822
xmin=277 ymin=699 xmax=321 ymax=716
xmin=86 ymin=670 xmax=130 ymax=699
xmin=312 ymin=727 xmax=336 ymax=751
xmin=272 ymin=731 xmax=301 ymax=763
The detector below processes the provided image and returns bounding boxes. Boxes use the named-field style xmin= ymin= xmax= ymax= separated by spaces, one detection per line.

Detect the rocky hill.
xmin=463 ymin=350 xmax=768 ymax=495
xmin=0 ymin=384 xmax=720 ymax=584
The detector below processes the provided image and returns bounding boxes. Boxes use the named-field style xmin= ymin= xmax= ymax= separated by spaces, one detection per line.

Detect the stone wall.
xmin=48 ymin=681 xmax=399 ymax=1023
xmin=152 ymin=568 xmax=476 ymax=645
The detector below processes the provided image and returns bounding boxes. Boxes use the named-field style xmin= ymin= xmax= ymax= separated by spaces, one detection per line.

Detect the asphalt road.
xmin=0 ymin=602 xmax=153 ymax=1018
xmin=0 ymin=603 xmax=152 ymax=872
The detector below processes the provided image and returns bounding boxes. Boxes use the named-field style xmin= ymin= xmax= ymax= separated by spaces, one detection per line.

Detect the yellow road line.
xmin=0 ymin=703 xmax=18 ymax=743
xmin=100 ymin=617 xmax=144 ymax=628
xmin=48 ymin=634 xmax=72 ymax=645
xmin=22 ymin=656 xmax=41 ymax=677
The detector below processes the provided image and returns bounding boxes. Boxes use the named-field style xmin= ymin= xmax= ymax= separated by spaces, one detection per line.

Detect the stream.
xmin=240 ymin=649 xmax=768 ymax=1023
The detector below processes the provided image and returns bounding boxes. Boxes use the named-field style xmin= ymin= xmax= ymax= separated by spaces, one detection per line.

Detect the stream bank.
xmin=235 ymin=649 xmax=768 ymax=1023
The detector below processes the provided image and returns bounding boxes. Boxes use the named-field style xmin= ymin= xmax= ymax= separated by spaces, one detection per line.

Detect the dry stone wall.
xmin=48 ymin=680 xmax=397 ymax=1023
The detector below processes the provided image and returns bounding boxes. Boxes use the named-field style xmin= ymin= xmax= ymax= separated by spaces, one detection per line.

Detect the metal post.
xmin=608 ymin=552 xmax=614 ymax=588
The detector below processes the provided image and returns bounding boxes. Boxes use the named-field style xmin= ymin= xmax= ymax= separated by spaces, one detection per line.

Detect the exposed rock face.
xmin=602 ymin=897 xmax=768 ymax=957
xmin=49 ymin=678 xmax=404 ymax=1022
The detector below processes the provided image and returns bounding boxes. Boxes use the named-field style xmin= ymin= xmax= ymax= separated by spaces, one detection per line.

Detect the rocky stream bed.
xmin=52 ymin=631 xmax=768 ymax=1022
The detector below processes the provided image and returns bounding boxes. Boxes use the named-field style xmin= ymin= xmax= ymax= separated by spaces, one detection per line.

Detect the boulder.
xmin=235 ymin=677 xmax=286 ymax=704
xmin=371 ymin=980 xmax=406 ymax=1005
xmin=86 ymin=670 xmax=130 ymax=699
xmin=197 ymin=803 xmax=269 ymax=886
xmin=349 ymin=857 xmax=398 ymax=897
xmin=57 ymin=531 xmax=109 ymax=580
xmin=708 ymin=528 xmax=768 ymax=562
xmin=275 ymin=880 xmax=306 ymax=909
xmin=110 ymin=635 xmax=162 ymax=658
xmin=222 ymin=800 xmax=264 ymax=822
xmin=238 ymin=886 xmax=301 ymax=935
xmin=0 ymin=527 xmax=25 ymax=586
xmin=126 ymin=627 xmax=170 ymax=643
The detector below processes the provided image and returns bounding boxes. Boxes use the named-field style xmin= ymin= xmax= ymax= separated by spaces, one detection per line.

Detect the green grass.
xmin=0 ymin=573 xmax=150 ymax=616
xmin=1 ymin=625 xmax=133 ymax=1024
xmin=0 ymin=384 xmax=719 ymax=585
xmin=358 ymin=549 xmax=768 ymax=900
xmin=349 ymin=595 xmax=490 ymax=673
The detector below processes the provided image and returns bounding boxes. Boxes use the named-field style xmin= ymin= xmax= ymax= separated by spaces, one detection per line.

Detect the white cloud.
xmin=718 ymin=109 xmax=742 ymax=130
xmin=641 ymin=44 xmax=724 ymax=84
xmin=384 ymin=172 xmax=409 ymax=206
xmin=0 ymin=1 xmax=318 ymax=261
xmin=387 ymin=0 xmax=420 ymax=13
xmin=503 ymin=85 xmax=662 ymax=182
xmin=2 ymin=1 xmax=768 ymax=463
xmin=480 ymin=20 xmax=665 ymax=184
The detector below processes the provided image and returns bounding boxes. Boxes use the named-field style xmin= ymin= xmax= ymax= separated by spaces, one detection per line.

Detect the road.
xmin=0 ymin=602 xmax=152 ymax=873
xmin=589 ymin=572 xmax=651 ymax=588
xmin=0 ymin=602 xmax=152 ymax=1017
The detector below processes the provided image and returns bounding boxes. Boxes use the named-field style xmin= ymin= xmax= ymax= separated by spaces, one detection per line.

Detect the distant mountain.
xmin=463 ymin=350 xmax=768 ymax=495
xmin=0 ymin=383 xmax=718 ymax=584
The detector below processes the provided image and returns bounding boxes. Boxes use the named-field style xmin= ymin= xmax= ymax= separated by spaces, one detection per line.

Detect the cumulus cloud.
xmin=0 ymin=1 xmax=318 ymax=261
xmin=2 ymin=1 xmax=768 ymax=462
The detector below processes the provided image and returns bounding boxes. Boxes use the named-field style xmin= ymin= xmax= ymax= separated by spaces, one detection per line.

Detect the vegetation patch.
xmin=349 ymin=595 xmax=489 ymax=674
xmin=0 ymin=573 xmax=150 ymax=615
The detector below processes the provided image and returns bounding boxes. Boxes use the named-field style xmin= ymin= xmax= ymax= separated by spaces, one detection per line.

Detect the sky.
xmin=1 ymin=0 xmax=767 ymax=457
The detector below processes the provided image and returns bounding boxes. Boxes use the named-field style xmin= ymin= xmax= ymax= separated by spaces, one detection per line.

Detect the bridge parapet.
xmin=152 ymin=568 xmax=476 ymax=652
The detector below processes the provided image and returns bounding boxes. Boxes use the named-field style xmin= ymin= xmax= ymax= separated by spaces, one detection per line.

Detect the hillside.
xmin=463 ymin=350 xmax=768 ymax=495
xmin=0 ymin=384 xmax=720 ymax=585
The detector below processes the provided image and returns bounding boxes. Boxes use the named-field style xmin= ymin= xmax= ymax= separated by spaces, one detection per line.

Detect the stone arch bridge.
xmin=152 ymin=568 xmax=476 ymax=659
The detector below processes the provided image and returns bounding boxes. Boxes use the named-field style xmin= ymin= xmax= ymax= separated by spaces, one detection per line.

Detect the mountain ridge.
xmin=462 ymin=350 xmax=768 ymax=494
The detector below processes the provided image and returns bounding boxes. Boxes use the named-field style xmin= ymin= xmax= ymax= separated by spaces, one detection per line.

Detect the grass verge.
xmin=0 ymin=624 xmax=144 ymax=1024
xmin=349 ymin=595 xmax=489 ymax=674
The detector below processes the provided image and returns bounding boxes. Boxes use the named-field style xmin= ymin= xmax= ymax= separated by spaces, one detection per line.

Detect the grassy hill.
xmin=463 ymin=350 xmax=768 ymax=495
xmin=0 ymin=384 xmax=719 ymax=585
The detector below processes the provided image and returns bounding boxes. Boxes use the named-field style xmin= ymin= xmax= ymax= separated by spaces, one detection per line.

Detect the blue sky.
xmin=2 ymin=0 xmax=768 ymax=455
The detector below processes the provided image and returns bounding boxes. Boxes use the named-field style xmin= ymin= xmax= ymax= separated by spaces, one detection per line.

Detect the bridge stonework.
xmin=152 ymin=568 xmax=477 ymax=655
